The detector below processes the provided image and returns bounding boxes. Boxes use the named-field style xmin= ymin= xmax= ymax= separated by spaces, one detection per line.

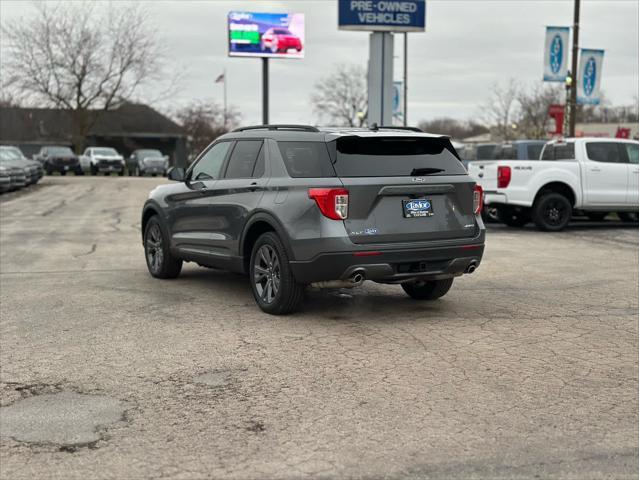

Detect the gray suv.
xmin=141 ymin=125 xmax=485 ymax=314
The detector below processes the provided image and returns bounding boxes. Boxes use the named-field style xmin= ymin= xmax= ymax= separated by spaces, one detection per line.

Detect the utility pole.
xmin=223 ymin=68 xmax=228 ymax=129
xmin=262 ymin=58 xmax=269 ymax=125
xmin=403 ymin=33 xmax=408 ymax=126
xmin=568 ymin=0 xmax=580 ymax=137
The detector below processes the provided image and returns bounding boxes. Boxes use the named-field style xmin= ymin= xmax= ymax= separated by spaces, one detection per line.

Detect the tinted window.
xmin=586 ymin=142 xmax=624 ymax=163
xmin=46 ymin=146 xmax=74 ymax=156
xmin=497 ymin=145 xmax=516 ymax=160
xmin=224 ymin=140 xmax=263 ymax=179
xmin=191 ymin=142 xmax=231 ymax=181
xmin=277 ymin=142 xmax=335 ymax=178
xmin=333 ymin=137 xmax=466 ymax=177
xmin=624 ymin=143 xmax=639 ymax=164
xmin=475 ymin=144 xmax=498 ymax=160
xmin=526 ymin=144 xmax=544 ymax=160
xmin=541 ymin=143 xmax=575 ymax=161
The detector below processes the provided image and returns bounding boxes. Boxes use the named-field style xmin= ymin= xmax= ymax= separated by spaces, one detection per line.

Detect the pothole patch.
xmin=194 ymin=371 xmax=233 ymax=387
xmin=0 ymin=391 xmax=127 ymax=446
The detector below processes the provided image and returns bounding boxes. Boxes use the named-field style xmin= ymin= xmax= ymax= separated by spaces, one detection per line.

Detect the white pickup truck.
xmin=468 ymin=137 xmax=639 ymax=231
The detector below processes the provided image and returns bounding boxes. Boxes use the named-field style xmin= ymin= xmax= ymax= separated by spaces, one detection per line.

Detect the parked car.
xmin=81 ymin=147 xmax=125 ymax=175
xmin=495 ymin=140 xmax=547 ymax=161
xmin=0 ymin=159 xmax=27 ymax=191
xmin=127 ymin=149 xmax=168 ymax=176
xmin=260 ymin=28 xmax=302 ymax=53
xmin=140 ymin=125 xmax=485 ymax=314
xmin=0 ymin=146 xmax=42 ymax=183
xmin=468 ymin=137 xmax=639 ymax=230
xmin=34 ymin=146 xmax=82 ymax=175
xmin=0 ymin=165 xmax=12 ymax=193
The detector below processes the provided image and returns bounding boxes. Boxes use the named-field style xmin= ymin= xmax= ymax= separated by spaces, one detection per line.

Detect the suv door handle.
xmin=248 ymin=182 xmax=262 ymax=192
xmin=590 ymin=167 xmax=601 ymax=172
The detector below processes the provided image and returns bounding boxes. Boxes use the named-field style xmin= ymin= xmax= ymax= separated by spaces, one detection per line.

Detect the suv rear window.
xmin=277 ymin=142 xmax=335 ymax=178
xmin=332 ymin=137 xmax=465 ymax=177
xmin=541 ymin=143 xmax=575 ymax=161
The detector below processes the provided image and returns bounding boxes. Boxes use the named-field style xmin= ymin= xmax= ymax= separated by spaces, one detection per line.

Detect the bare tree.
xmin=311 ymin=64 xmax=367 ymax=127
xmin=417 ymin=117 xmax=489 ymax=141
xmin=481 ymin=79 xmax=520 ymax=141
xmin=1 ymin=2 xmax=169 ymax=151
xmin=175 ymin=101 xmax=241 ymax=162
xmin=516 ymin=83 xmax=563 ymax=139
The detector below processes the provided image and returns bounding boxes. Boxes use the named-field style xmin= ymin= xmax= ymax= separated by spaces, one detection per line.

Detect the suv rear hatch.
xmin=330 ymin=136 xmax=477 ymax=244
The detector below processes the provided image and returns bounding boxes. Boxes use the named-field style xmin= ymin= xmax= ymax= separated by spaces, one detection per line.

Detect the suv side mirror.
xmin=167 ymin=167 xmax=185 ymax=182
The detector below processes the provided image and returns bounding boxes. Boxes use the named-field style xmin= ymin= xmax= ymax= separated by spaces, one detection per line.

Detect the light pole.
xmin=568 ymin=0 xmax=580 ymax=137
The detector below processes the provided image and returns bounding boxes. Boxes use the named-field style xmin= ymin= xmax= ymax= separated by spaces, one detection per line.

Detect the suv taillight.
xmin=308 ymin=188 xmax=349 ymax=220
xmin=497 ymin=166 xmax=511 ymax=189
xmin=473 ymin=185 xmax=483 ymax=215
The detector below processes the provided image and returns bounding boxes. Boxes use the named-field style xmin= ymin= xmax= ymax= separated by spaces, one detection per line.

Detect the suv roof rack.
xmin=233 ymin=124 xmax=320 ymax=133
xmin=369 ymin=124 xmax=423 ymax=133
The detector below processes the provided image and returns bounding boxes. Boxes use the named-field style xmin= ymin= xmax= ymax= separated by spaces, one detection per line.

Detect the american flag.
xmin=215 ymin=73 xmax=225 ymax=84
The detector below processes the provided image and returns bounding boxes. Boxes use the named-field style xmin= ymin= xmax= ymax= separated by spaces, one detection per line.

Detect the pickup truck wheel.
xmin=250 ymin=232 xmax=304 ymax=315
xmin=586 ymin=212 xmax=608 ymax=221
xmin=532 ymin=192 xmax=572 ymax=231
xmin=402 ymin=278 xmax=453 ymax=300
xmin=144 ymin=216 xmax=182 ymax=279
xmin=496 ymin=206 xmax=530 ymax=228
xmin=618 ymin=212 xmax=639 ymax=223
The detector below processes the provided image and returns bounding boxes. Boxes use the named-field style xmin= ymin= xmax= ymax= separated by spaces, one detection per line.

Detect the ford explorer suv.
xmin=468 ymin=138 xmax=639 ymax=230
xmin=141 ymin=125 xmax=485 ymax=314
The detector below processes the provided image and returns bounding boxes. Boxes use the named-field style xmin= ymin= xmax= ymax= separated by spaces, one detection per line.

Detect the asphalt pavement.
xmin=1 ymin=176 xmax=637 ymax=479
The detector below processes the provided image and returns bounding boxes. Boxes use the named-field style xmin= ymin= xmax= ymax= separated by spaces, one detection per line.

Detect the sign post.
xmin=338 ymin=0 xmax=426 ymax=127
xmin=228 ymin=11 xmax=305 ymax=125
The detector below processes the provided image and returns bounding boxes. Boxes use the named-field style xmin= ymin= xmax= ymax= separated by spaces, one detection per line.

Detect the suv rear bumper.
xmin=289 ymin=243 xmax=484 ymax=284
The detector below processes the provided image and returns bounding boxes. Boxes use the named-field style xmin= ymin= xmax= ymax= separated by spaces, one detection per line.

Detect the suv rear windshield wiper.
xmin=410 ymin=168 xmax=445 ymax=176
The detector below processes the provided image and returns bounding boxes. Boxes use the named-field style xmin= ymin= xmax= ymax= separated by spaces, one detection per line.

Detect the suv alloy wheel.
xmin=250 ymin=232 xmax=304 ymax=315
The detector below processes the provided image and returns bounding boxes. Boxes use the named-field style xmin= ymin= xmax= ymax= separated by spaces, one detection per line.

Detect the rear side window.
xmin=277 ymin=142 xmax=335 ymax=178
xmin=586 ymin=142 xmax=625 ymax=163
xmin=224 ymin=140 xmax=264 ymax=178
xmin=332 ymin=137 xmax=465 ymax=177
xmin=541 ymin=143 xmax=575 ymax=161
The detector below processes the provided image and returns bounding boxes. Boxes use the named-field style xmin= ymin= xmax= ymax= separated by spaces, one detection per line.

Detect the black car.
xmin=34 ymin=146 xmax=82 ymax=175
xmin=141 ymin=125 xmax=485 ymax=314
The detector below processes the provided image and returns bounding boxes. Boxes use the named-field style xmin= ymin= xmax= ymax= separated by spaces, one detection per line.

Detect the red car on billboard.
xmin=260 ymin=28 xmax=302 ymax=53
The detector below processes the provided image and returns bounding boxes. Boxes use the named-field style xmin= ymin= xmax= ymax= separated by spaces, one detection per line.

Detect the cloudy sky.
xmin=2 ymin=0 xmax=638 ymax=125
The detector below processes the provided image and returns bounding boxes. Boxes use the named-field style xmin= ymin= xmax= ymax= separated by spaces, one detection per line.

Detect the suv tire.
xmin=250 ymin=232 xmax=304 ymax=315
xmin=144 ymin=216 xmax=182 ymax=279
xmin=532 ymin=192 xmax=572 ymax=231
xmin=402 ymin=278 xmax=454 ymax=300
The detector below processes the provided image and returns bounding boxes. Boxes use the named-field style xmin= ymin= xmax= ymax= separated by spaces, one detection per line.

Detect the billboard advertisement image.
xmin=228 ymin=11 xmax=305 ymax=59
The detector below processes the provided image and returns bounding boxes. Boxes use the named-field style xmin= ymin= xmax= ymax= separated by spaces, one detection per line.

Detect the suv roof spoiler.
xmin=369 ymin=124 xmax=423 ymax=133
xmin=233 ymin=124 xmax=320 ymax=133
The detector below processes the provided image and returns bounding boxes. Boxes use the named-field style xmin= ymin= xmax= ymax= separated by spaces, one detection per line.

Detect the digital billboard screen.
xmin=228 ymin=12 xmax=305 ymax=59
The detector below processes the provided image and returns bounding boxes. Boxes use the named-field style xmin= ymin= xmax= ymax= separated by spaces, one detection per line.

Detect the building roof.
xmin=0 ymin=104 xmax=185 ymax=144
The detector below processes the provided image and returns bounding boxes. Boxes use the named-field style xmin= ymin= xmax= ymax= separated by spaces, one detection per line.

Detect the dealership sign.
xmin=338 ymin=0 xmax=426 ymax=32
xmin=228 ymin=12 xmax=305 ymax=58
xmin=577 ymin=48 xmax=604 ymax=105
xmin=543 ymin=26 xmax=569 ymax=82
